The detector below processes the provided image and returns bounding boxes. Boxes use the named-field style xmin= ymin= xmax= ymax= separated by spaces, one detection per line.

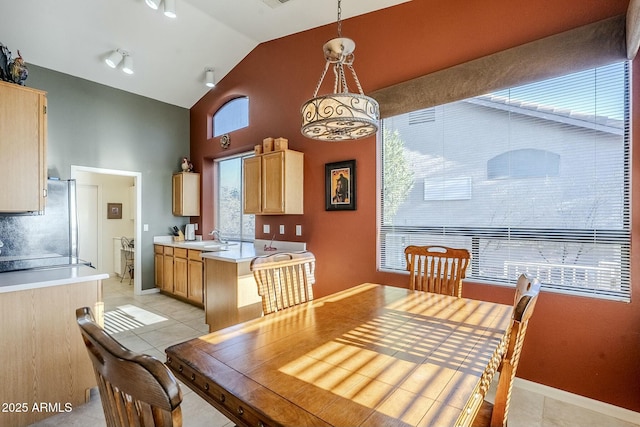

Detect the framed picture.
xmin=325 ymin=160 xmax=356 ymax=211
xmin=107 ymin=203 xmax=122 ymax=219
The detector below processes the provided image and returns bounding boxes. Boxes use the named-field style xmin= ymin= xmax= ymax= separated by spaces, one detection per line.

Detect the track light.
xmin=164 ymin=0 xmax=176 ymax=18
xmin=146 ymin=0 xmax=176 ymax=18
xmin=105 ymin=49 xmax=133 ymax=75
xmin=104 ymin=49 xmax=123 ymax=69
xmin=145 ymin=0 xmax=160 ymax=10
xmin=122 ymin=55 xmax=134 ymax=75
xmin=205 ymin=68 xmax=216 ymax=88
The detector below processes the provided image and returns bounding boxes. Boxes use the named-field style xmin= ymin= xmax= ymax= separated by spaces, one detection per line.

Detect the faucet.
xmin=209 ymin=229 xmax=227 ymax=243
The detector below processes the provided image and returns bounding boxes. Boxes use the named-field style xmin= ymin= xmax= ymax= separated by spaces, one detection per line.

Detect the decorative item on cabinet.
xmin=181 ymin=156 xmax=193 ymax=172
xmin=0 ymin=43 xmax=28 ymax=85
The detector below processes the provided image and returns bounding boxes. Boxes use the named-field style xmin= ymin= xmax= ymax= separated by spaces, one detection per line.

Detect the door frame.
xmin=71 ymin=165 xmax=144 ymax=296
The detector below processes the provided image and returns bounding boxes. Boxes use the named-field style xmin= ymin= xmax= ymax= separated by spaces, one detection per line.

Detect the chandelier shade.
xmin=300 ymin=1 xmax=379 ymax=141
xmin=301 ymin=93 xmax=379 ymax=141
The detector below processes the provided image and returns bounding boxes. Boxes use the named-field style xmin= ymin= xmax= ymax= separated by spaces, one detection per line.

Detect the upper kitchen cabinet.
xmin=173 ymin=172 xmax=200 ymax=216
xmin=243 ymin=149 xmax=303 ymax=215
xmin=0 ymin=81 xmax=47 ymax=213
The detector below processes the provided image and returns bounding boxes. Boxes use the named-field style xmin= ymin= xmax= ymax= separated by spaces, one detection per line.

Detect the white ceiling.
xmin=1 ymin=0 xmax=409 ymax=108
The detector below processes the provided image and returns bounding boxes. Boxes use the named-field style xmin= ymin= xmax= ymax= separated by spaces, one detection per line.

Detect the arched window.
xmin=213 ymin=97 xmax=249 ymax=137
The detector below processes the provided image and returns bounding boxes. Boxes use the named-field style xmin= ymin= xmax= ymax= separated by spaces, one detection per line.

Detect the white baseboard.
xmin=139 ymin=287 xmax=160 ymax=295
xmin=515 ymin=378 xmax=640 ymax=424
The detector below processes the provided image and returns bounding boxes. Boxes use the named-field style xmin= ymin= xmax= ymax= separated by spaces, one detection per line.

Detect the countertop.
xmin=154 ymin=237 xmax=307 ymax=264
xmin=0 ymin=265 xmax=109 ymax=293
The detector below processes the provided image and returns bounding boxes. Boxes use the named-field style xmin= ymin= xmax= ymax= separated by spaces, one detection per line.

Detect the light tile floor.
xmin=30 ymin=276 xmax=638 ymax=427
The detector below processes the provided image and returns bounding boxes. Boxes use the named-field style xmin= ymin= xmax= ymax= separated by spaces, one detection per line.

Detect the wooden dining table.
xmin=165 ymin=283 xmax=513 ymax=427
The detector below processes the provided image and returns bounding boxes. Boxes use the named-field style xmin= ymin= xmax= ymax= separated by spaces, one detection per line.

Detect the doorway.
xmin=71 ymin=165 xmax=143 ymax=295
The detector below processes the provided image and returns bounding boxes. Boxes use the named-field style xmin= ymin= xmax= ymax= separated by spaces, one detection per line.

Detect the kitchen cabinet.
xmin=0 ymin=81 xmax=47 ymax=213
xmin=172 ymin=172 xmax=200 ymax=216
xmin=162 ymin=246 xmax=174 ymax=293
xmin=187 ymin=249 xmax=204 ymax=304
xmin=204 ymin=257 xmax=262 ymax=332
xmin=154 ymin=245 xmax=164 ymax=287
xmin=243 ymin=149 xmax=303 ymax=215
xmin=0 ymin=278 xmax=102 ymax=426
xmin=154 ymin=244 xmax=204 ymax=307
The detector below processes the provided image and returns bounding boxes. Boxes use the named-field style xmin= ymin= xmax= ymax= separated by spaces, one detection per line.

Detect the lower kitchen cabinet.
xmin=187 ymin=249 xmax=204 ymax=304
xmin=173 ymin=248 xmax=188 ymax=298
xmin=154 ymin=244 xmax=204 ymax=308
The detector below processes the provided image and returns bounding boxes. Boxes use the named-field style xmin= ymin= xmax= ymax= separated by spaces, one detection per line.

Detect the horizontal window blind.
xmin=379 ymin=61 xmax=630 ymax=301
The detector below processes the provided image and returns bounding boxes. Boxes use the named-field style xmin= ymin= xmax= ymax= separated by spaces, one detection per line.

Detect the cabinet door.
xmin=163 ymin=252 xmax=174 ymax=293
xmin=174 ymin=256 xmax=188 ymax=297
xmin=261 ymin=151 xmax=285 ymax=214
xmin=188 ymin=260 xmax=204 ymax=304
xmin=173 ymin=172 xmax=200 ymax=216
xmin=243 ymin=156 xmax=262 ymax=214
xmin=154 ymin=253 xmax=163 ymax=288
xmin=0 ymin=81 xmax=47 ymax=213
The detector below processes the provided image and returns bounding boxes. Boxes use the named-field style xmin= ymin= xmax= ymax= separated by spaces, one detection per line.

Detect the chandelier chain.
xmin=337 ymin=0 xmax=342 ymax=37
xmin=347 ymin=64 xmax=364 ymax=95
xmin=313 ymin=61 xmax=331 ymax=98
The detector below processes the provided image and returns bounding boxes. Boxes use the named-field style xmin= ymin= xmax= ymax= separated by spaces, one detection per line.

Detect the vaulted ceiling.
xmin=1 ymin=0 xmax=410 ymax=108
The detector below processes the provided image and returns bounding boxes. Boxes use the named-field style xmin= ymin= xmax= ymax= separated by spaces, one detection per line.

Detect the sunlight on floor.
xmin=104 ymin=304 xmax=168 ymax=334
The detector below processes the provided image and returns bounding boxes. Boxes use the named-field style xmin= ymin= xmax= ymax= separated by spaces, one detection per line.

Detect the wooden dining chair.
xmin=472 ymin=273 xmax=542 ymax=427
xmin=76 ymin=307 xmax=183 ymax=427
xmin=404 ymin=245 xmax=471 ymax=297
xmin=250 ymin=251 xmax=316 ymax=315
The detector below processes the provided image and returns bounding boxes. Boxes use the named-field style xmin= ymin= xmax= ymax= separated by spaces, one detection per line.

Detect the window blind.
xmin=379 ymin=61 xmax=630 ymax=301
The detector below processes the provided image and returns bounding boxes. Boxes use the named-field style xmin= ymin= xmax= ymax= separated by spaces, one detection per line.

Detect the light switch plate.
xmin=263 ymin=224 xmax=270 ymax=234
xmin=143 ymin=224 xmax=149 ymax=232
xmin=296 ymin=225 xmax=302 ymax=236
xmin=279 ymin=225 xmax=285 ymax=234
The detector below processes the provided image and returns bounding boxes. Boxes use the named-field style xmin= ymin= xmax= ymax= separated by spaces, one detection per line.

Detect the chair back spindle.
xmin=250 ymin=251 xmax=316 ymax=315
xmin=404 ymin=245 xmax=470 ymax=297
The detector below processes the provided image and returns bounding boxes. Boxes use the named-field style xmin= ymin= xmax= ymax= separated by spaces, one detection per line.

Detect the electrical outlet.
xmin=279 ymin=225 xmax=285 ymax=234
xmin=296 ymin=225 xmax=302 ymax=236
xmin=263 ymin=224 xmax=270 ymax=234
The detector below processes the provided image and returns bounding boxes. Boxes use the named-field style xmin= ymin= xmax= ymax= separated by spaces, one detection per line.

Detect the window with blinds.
xmin=379 ymin=61 xmax=630 ymax=301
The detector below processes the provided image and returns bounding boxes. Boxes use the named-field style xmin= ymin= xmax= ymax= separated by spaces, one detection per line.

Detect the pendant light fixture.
xmin=301 ymin=0 xmax=379 ymax=141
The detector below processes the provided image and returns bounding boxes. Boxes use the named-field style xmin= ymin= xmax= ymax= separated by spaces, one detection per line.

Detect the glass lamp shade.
xmin=301 ymin=93 xmax=379 ymax=141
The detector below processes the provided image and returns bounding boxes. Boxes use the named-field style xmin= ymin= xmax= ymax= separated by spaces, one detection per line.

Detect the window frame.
xmin=378 ymin=61 xmax=631 ymax=302
xmin=214 ymin=151 xmax=255 ymax=242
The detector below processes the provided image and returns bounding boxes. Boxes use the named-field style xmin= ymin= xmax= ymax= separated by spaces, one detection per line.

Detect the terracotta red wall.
xmin=190 ymin=0 xmax=639 ymax=412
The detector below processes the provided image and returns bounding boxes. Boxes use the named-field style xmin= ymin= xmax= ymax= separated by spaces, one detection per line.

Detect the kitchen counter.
xmin=0 ymin=265 xmax=109 ymax=293
xmin=153 ymin=237 xmax=307 ymax=263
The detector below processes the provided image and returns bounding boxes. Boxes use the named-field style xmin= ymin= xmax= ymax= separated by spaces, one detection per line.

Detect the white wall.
xmin=75 ymin=171 xmax=135 ymax=275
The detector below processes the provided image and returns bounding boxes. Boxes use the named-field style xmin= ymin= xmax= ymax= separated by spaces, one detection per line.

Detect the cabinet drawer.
xmin=174 ymin=247 xmax=188 ymax=258
xmin=154 ymin=245 xmax=164 ymax=254
xmin=164 ymin=246 xmax=174 ymax=256
xmin=187 ymin=249 xmax=202 ymax=261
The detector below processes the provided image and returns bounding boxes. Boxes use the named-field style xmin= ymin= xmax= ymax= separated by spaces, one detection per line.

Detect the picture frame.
xmin=325 ymin=160 xmax=356 ymax=211
xmin=107 ymin=203 xmax=122 ymax=219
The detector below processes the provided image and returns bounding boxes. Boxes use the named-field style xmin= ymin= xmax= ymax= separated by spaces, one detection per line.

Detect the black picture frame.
xmin=325 ymin=160 xmax=356 ymax=211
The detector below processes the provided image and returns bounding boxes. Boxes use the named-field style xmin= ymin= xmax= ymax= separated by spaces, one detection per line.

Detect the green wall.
xmin=26 ymin=65 xmax=190 ymax=290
